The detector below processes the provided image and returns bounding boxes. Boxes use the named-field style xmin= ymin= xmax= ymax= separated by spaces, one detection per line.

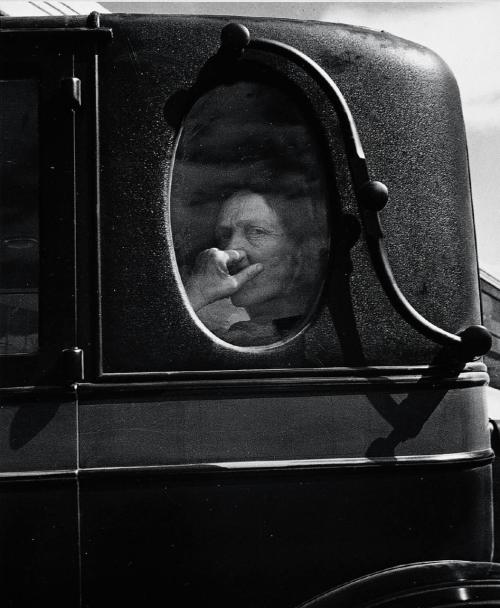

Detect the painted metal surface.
xmin=95 ymin=14 xmax=480 ymax=375
xmin=0 ymin=13 xmax=494 ymax=608
xmin=0 ymin=476 xmax=79 ymax=606
xmin=79 ymin=464 xmax=493 ymax=607
xmin=78 ymin=385 xmax=490 ymax=469
xmin=0 ymin=395 xmax=76 ymax=473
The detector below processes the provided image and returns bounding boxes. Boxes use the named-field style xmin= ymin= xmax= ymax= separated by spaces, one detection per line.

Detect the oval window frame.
xmin=165 ymin=66 xmax=334 ymax=354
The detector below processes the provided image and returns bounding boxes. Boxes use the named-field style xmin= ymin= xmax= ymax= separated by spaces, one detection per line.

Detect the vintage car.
xmin=1 ymin=11 xmax=500 ymax=607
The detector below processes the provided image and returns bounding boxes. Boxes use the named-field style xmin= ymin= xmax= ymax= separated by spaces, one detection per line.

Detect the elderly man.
xmin=185 ymin=189 xmax=326 ymax=346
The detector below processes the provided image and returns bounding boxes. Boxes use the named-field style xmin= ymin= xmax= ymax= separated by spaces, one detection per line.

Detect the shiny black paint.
xmin=0 ymin=395 xmax=78 ymax=606
xmin=79 ymin=464 xmax=493 ymax=608
xmin=0 ymin=476 xmax=79 ymax=607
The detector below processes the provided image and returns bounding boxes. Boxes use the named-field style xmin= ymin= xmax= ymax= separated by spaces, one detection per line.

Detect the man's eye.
xmin=246 ymin=226 xmax=269 ymax=238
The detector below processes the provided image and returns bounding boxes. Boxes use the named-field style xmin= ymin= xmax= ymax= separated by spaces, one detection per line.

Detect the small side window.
xmin=169 ymin=81 xmax=330 ymax=348
xmin=0 ymin=80 xmax=39 ymax=355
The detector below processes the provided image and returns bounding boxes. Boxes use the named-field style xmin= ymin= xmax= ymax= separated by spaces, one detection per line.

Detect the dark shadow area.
xmin=327 ymin=210 xmax=464 ymax=457
xmin=364 ymin=348 xmax=465 ymax=457
xmin=10 ymin=402 xmax=59 ymax=450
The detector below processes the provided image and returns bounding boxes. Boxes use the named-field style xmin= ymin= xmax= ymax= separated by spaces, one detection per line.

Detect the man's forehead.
xmin=217 ymin=192 xmax=280 ymax=226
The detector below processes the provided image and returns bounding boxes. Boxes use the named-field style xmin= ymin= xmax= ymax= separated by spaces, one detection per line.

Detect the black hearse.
xmin=1 ymin=11 xmax=499 ymax=607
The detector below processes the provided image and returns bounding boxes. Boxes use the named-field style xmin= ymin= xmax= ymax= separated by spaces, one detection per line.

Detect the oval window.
xmin=169 ymin=81 xmax=329 ymax=347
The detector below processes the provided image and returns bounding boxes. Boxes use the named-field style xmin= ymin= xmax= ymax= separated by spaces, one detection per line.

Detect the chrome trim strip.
xmin=0 ymin=469 xmax=76 ymax=480
xmin=0 ymin=364 xmax=488 ymax=394
xmin=79 ymin=449 xmax=494 ymax=474
xmin=96 ymin=362 xmax=487 ymax=381
xmin=75 ymin=372 xmax=489 ymax=395
xmin=0 ymin=450 xmax=493 ymax=480
xmin=207 ymin=450 xmax=495 ymax=469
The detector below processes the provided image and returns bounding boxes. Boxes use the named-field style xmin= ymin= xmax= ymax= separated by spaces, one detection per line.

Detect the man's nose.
xmin=226 ymin=231 xmax=247 ymax=252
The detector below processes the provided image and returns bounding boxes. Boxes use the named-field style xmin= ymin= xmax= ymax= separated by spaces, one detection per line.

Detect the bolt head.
xmin=460 ymin=324 xmax=492 ymax=358
xmin=359 ymin=180 xmax=389 ymax=211
xmin=221 ymin=23 xmax=251 ymax=52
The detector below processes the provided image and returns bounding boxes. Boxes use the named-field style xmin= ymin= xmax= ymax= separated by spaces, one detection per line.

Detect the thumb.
xmin=233 ymin=262 xmax=263 ymax=289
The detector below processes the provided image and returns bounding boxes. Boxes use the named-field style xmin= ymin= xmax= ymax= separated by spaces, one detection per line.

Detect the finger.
xmin=207 ymin=248 xmax=232 ymax=273
xmin=233 ymin=262 xmax=264 ymax=288
xmin=224 ymin=249 xmax=248 ymax=264
xmin=200 ymin=248 xmax=225 ymax=268
xmin=225 ymin=249 xmax=250 ymax=274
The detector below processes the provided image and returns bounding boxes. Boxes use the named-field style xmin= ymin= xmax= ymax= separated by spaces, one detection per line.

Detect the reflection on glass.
xmin=0 ymin=80 xmax=39 ymax=354
xmin=170 ymin=81 xmax=329 ymax=346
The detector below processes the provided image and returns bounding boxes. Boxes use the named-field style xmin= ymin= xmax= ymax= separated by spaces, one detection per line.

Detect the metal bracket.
xmin=60 ymin=77 xmax=81 ymax=110
xmin=218 ymin=23 xmax=492 ymax=361
xmin=62 ymin=347 xmax=84 ymax=384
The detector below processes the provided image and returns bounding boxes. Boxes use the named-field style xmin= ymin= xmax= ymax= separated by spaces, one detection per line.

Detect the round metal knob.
xmin=220 ymin=23 xmax=251 ymax=53
xmin=359 ymin=180 xmax=389 ymax=211
xmin=460 ymin=324 xmax=492 ymax=358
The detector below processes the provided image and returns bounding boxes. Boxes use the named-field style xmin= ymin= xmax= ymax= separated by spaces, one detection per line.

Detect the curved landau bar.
xmin=219 ymin=22 xmax=492 ymax=361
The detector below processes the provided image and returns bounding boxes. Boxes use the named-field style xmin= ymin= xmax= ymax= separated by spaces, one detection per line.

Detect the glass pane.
xmin=170 ymin=81 xmax=329 ymax=347
xmin=0 ymin=80 xmax=39 ymax=354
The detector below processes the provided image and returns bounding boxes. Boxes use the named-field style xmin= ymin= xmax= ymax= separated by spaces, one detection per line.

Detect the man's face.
xmin=215 ymin=191 xmax=297 ymax=315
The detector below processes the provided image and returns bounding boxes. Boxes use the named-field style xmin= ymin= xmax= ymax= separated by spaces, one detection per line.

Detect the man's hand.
xmin=185 ymin=248 xmax=263 ymax=311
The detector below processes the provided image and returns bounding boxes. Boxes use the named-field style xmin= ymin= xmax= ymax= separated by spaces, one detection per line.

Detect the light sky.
xmin=104 ymin=2 xmax=500 ymax=276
